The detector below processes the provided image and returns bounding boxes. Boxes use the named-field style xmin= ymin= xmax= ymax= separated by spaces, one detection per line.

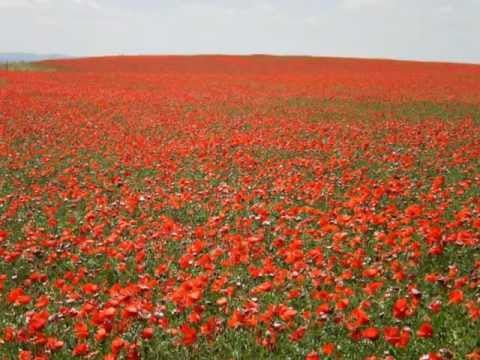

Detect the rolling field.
xmin=1 ymin=56 xmax=480 ymax=359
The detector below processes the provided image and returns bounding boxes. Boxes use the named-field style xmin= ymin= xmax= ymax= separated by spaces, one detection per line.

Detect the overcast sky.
xmin=0 ymin=0 xmax=479 ymax=63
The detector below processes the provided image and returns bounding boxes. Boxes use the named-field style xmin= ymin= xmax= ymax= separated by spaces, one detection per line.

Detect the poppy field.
xmin=1 ymin=55 xmax=480 ymax=359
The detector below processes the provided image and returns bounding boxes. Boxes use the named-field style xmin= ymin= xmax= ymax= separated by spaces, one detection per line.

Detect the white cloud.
xmin=87 ymin=0 xmax=100 ymax=9
xmin=71 ymin=0 xmax=100 ymax=9
xmin=0 ymin=0 xmax=50 ymax=8
xmin=437 ymin=4 xmax=454 ymax=15
xmin=341 ymin=0 xmax=387 ymax=10
xmin=0 ymin=0 xmax=31 ymax=8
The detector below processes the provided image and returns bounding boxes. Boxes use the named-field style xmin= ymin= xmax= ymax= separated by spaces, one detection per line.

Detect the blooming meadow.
xmin=0 ymin=56 xmax=480 ymax=359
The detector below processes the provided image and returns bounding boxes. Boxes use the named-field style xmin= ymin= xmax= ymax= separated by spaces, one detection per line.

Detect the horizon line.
xmin=47 ymin=53 xmax=480 ymax=66
xmin=2 ymin=52 xmax=479 ymax=67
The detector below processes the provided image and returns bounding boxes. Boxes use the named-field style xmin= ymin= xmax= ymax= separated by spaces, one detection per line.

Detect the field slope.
xmin=0 ymin=56 xmax=480 ymax=359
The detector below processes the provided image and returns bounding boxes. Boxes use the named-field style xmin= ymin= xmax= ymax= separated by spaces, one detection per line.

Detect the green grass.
xmin=0 ymin=61 xmax=55 ymax=72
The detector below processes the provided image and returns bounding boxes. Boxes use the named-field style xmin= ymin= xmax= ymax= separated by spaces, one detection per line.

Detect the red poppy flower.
xmin=73 ymin=343 xmax=89 ymax=357
xmin=7 ymin=288 xmax=31 ymax=306
xmin=305 ymin=351 xmax=319 ymax=360
xmin=142 ymin=327 xmax=154 ymax=339
xmin=179 ymin=324 xmax=197 ymax=346
xmin=417 ymin=322 xmax=433 ymax=338
xmin=323 ymin=342 xmax=336 ymax=355
xmin=74 ymin=322 xmax=89 ymax=339
xmin=47 ymin=337 xmax=65 ymax=351
xmin=362 ymin=327 xmax=380 ymax=341
xmin=28 ymin=311 xmax=49 ymax=332
xmin=449 ymin=289 xmax=464 ymax=304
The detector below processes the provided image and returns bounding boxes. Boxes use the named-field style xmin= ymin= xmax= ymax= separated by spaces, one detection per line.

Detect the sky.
xmin=0 ymin=0 xmax=479 ymax=63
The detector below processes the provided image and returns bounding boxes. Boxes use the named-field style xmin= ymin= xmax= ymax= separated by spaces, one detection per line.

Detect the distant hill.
xmin=0 ymin=53 xmax=67 ymax=63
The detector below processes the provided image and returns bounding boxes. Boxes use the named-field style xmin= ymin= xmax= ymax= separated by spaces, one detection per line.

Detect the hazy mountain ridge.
xmin=0 ymin=53 xmax=67 ymax=63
